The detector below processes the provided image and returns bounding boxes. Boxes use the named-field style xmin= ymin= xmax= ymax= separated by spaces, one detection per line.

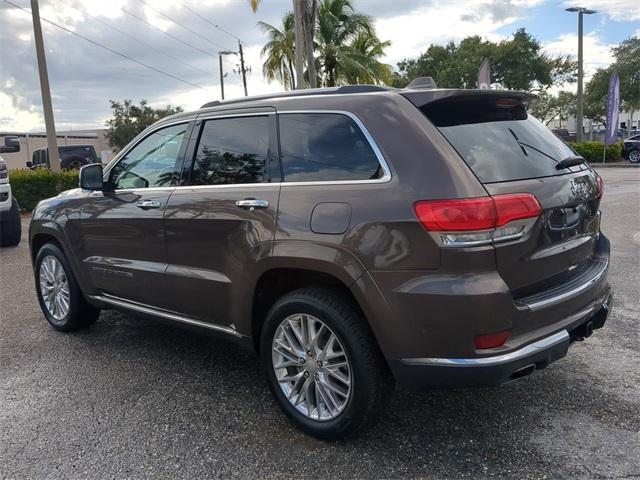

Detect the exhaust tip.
xmin=510 ymin=364 xmax=536 ymax=381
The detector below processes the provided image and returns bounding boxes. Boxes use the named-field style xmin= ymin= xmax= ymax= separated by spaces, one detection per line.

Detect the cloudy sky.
xmin=0 ymin=0 xmax=638 ymax=132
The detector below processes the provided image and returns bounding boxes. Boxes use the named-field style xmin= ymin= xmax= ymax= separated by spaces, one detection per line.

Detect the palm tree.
xmin=315 ymin=0 xmax=390 ymax=86
xmin=258 ymin=13 xmax=297 ymax=90
xmin=249 ymin=0 xmax=261 ymax=12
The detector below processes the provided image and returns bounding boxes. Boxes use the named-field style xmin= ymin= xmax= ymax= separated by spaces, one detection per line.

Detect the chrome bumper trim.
xmin=520 ymin=259 xmax=608 ymax=312
xmin=89 ymin=294 xmax=242 ymax=338
xmin=401 ymin=330 xmax=570 ymax=367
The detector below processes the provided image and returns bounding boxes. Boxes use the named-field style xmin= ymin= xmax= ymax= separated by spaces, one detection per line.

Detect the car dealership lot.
xmin=1 ymin=168 xmax=638 ymax=479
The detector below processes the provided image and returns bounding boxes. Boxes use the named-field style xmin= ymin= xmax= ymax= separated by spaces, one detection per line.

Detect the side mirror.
xmin=79 ymin=163 xmax=104 ymax=191
xmin=0 ymin=136 xmax=21 ymax=154
xmin=26 ymin=161 xmax=33 ymax=169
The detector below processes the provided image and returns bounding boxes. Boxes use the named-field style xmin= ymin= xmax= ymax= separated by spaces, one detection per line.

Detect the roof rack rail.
xmin=200 ymin=85 xmax=395 ymax=109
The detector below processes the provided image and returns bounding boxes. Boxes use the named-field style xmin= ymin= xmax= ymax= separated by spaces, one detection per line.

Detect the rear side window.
xmin=278 ymin=113 xmax=383 ymax=182
xmin=422 ymin=96 xmax=583 ymax=183
xmin=190 ymin=116 xmax=269 ymax=185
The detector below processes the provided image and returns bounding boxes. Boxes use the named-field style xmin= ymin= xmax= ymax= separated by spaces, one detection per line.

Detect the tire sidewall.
xmin=0 ymin=198 xmax=21 ymax=247
xmin=260 ymin=293 xmax=373 ymax=439
xmin=35 ymin=243 xmax=81 ymax=331
xmin=628 ymin=149 xmax=640 ymax=163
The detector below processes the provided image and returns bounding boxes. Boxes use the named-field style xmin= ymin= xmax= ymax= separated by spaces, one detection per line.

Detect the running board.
xmin=89 ymin=294 xmax=242 ymax=338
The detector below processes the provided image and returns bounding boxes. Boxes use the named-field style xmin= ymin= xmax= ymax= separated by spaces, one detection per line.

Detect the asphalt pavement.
xmin=1 ymin=167 xmax=638 ymax=479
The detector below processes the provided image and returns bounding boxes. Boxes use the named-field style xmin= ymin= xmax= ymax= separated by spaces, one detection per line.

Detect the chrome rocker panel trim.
xmin=89 ymin=294 xmax=242 ymax=338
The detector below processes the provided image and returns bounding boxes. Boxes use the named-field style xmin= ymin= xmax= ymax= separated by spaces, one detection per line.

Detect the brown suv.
xmin=29 ymin=83 xmax=612 ymax=439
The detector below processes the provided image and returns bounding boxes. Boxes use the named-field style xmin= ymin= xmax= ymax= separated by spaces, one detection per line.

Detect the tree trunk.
xmin=292 ymin=0 xmax=305 ymax=89
xmin=288 ymin=58 xmax=296 ymax=90
xmin=302 ymin=0 xmax=317 ymax=88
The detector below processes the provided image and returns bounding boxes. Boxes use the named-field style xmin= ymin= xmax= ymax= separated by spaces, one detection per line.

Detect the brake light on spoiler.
xmin=413 ymin=193 xmax=542 ymax=247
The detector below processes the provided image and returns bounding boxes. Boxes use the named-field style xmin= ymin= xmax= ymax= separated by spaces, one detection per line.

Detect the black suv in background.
xmin=29 ymin=82 xmax=612 ymax=438
xmin=28 ymin=145 xmax=98 ymax=170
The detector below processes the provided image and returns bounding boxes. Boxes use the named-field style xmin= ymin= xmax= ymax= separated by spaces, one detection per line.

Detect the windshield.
xmin=422 ymin=96 xmax=585 ymax=183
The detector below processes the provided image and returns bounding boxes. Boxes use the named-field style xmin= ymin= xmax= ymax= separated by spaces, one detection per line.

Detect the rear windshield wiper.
xmin=555 ymin=155 xmax=585 ymax=170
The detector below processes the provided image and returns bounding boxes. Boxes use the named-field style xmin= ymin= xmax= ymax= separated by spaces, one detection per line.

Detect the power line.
xmin=135 ymin=0 xmax=235 ymax=52
xmin=121 ymin=7 xmax=216 ymax=59
xmin=56 ymin=0 xmax=212 ymax=77
xmin=176 ymin=1 xmax=242 ymax=43
xmin=3 ymin=0 xmax=207 ymax=91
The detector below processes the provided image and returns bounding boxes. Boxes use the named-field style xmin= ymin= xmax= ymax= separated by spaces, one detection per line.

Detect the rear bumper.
xmin=389 ymin=290 xmax=612 ymax=389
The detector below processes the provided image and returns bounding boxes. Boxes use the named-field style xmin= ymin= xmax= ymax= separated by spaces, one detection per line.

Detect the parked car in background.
xmin=552 ymin=128 xmax=577 ymax=143
xmin=623 ymin=134 xmax=640 ymax=163
xmin=27 ymin=145 xmax=98 ymax=170
xmin=29 ymin=82 xmax=612 ymax=438
xmin=0 ymin=136 xmax=22 ymax=247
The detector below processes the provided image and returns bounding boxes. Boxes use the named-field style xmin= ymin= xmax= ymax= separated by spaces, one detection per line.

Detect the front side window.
xmin=278 ymin=113 xmax=383 ymax=182
xmin=190 ymin=116 xmax=270 ymax=185
xmin=109 ymin=123 xmax=187 ymax=189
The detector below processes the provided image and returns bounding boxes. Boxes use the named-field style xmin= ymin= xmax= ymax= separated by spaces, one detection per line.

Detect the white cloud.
xmin=375 ymin=2 xmax=523 ymax=65
xmin=543 ymin=32 xmax=615 ymax=81
xmin=0 ymin=91 xmax=44 ymax=132
xmin=564 ymin=0 xmax=640 ymax=22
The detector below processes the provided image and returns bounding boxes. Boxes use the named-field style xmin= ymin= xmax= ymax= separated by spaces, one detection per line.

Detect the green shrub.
xmin=569 ymin=141 xmax=623 ymax=163
xmin=9 ymin=169 xmax=79 ymax=211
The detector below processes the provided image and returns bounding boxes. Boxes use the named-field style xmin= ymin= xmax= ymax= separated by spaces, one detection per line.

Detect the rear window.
xmin=422 ymin=96 xmax=584 ymax=183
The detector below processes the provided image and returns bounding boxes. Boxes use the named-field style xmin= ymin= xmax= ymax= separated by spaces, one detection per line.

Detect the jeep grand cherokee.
xmin=29 ymin=82 xmax=612 ymax=439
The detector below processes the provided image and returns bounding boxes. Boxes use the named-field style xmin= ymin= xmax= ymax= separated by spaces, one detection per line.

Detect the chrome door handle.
xmin=235 ymin=199 xmax=269 ymax=210
xmin=136 ymin=200 xmax=162 ymax=210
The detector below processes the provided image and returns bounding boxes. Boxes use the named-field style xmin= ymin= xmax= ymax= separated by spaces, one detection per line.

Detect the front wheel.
xmin=35 ymin=243 xmax=100 ymax=331
xmin=260 ymin=287 xmax=393 ymax=439
xmin=628 ymin=149 xmax=640 ymax=163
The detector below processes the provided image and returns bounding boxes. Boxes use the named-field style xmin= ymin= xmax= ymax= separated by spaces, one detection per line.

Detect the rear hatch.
xmin=404 ymin=91 xmax=604 ymax=298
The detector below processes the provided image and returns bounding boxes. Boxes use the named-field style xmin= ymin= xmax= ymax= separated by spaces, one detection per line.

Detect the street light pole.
xmin=31 ymin=0 xmax=60 ymax=171
xmin=566 ymin=6 xmax=596 ymax=143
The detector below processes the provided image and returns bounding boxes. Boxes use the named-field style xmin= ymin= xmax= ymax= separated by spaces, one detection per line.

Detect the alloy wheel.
xmin=272 ymin=313 xmax=352 ymax=421
xmin=39 ymin=255 xmax=70 ymax=321
xmin=629 ymin=149 xmax=640 ymax=163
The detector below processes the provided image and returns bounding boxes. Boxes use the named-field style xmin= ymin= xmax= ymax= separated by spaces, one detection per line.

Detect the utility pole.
xmin=219 ymin=53 xmax=225 ymax=100
xmin=566 ymin=6 xmax=596 ymax=143
xmin=31 ymin=0 xmax=59 ymax=171
xmin=238 ymin=41 xmax=248 ymax=97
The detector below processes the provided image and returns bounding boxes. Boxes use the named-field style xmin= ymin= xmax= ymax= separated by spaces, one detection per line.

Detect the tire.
xmin=628 ymin=149 xmax=640 ymax=163
xmin=260 ymin=287 xmax=393 ymax=439
xmin=34 ymin=242 xmax=100 ymax=331
xmin=0 ymin=197 xmax=21 ymax=247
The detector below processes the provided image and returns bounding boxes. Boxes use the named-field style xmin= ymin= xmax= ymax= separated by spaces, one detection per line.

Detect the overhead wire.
xmin=56 ymin=0 xmax=212 ymax=77
xmin=176 ymin=1 xmax=242 ymax=43
xmin=135 ymin=0 xmax=234 ymax=52
xmin=2 ymin=0 xmax=208 ymax=90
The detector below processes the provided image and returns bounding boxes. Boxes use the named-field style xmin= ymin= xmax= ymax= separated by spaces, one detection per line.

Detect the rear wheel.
xmin=260 ymin=287 xmax=392 ymax=439
xmin=35 ymin=243 xmax=100 ymax=331
xmin=0 ymin=197 xmax=21 ymax=247
xmin=628 ymin=149 xmax=640 ymax=163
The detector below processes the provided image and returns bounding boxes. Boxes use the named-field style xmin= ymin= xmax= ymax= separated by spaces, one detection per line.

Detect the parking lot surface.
xmin=1 ymin=168 xmax=639 ymax=479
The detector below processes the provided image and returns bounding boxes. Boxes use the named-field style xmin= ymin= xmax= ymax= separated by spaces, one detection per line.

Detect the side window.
xmin=279 ymin=113 xmax=383 ymax=182
xmin=190 ymin=116 xmax=269 ymax=185
xmin=109 ymin=123 xmax=187 ymax=189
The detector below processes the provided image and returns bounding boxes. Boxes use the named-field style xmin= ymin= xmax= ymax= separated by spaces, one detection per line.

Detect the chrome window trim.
xmin=104 ymin=110 xmax=393 ymax=192
xmin=103 ymin=119 xmax=194 ymax=181
xmin=90 ymin=293 xmax=242 ymax=338
xmin=402 ymin=330 xmax=570 ymax=367
xmin=277 ymin=110 xmax=392 ymax=185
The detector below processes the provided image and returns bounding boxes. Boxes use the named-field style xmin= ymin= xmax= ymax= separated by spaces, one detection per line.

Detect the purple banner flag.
xmin=605 ymin=70 xmax=620 ymax=145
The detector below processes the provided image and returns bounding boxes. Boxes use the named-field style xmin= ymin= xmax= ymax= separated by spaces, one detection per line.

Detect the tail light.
xmin=413 ymin=193 xmax=541 ymax=247
xmin=474 ymin=330 xmax=510 ymax=349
